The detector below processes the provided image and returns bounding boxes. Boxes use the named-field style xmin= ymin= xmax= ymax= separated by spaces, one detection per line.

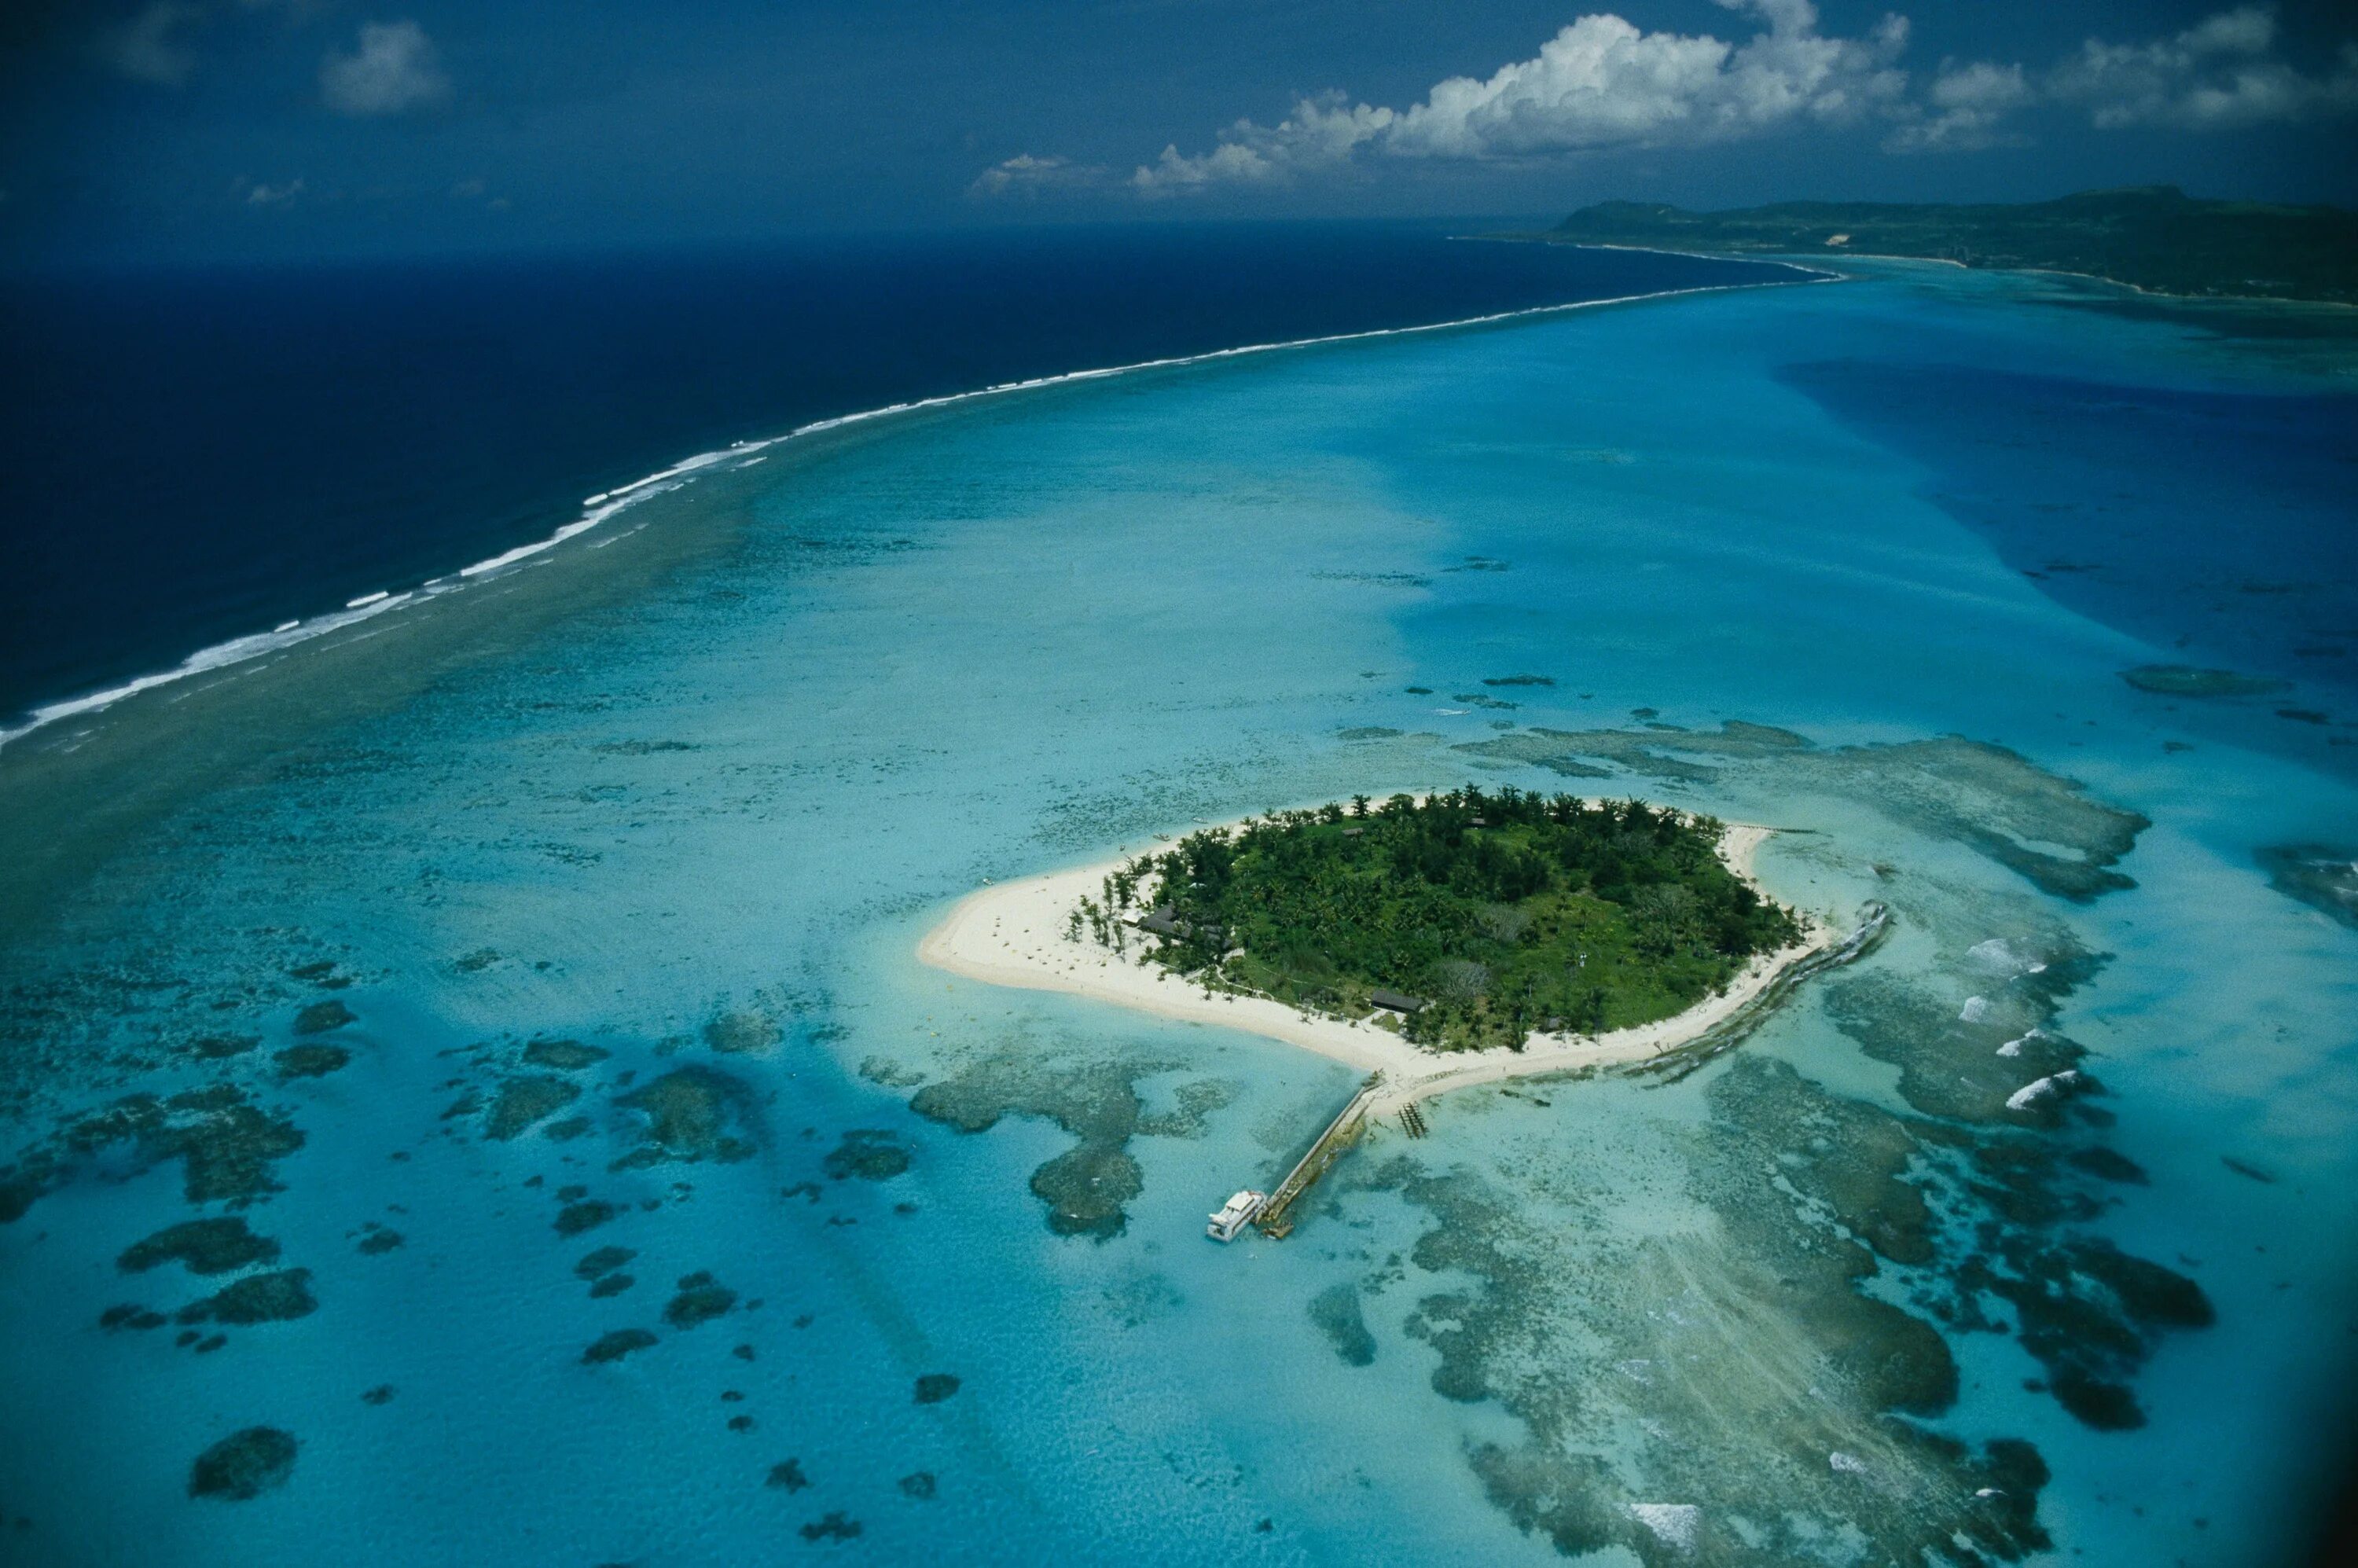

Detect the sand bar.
xmin=918 ymin=820 xmax=1847 ymax=1109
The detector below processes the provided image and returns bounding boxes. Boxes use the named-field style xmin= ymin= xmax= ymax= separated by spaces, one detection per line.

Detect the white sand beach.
xmin=917 ymin=820 xmax=1841 ymax=1110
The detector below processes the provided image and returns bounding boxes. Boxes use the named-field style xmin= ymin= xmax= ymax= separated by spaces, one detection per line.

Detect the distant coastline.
xmin=1523 ymin=185 xmax=2358 ymax=308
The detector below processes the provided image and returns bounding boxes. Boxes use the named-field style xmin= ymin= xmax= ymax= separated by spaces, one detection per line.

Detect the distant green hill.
xmin=1550 ymin=186 xmax=2358 ymax=305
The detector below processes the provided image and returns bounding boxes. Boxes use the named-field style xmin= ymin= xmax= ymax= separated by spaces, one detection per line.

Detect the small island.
xmin=1082 ymin=789 xmax=1800 ymax=1051
xmin=921 ymin=788 xmax=1868 ymax=1107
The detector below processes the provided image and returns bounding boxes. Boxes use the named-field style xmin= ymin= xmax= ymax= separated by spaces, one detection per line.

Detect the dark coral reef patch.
xmin=823 ymin=1129 xmax=912 ymax=1182
xmin=273 ymin=1045 xmax=350 ymax=1079
xmin=483 ymin=1075 xmax=582 ymax=1140
xmin=175 ymin=1269 xmax=317 ymax=1326
xmin=912 ymin=1043 xmax=1229 ymax=1239
xmin=664 ymin=1271 xmax=736 ymax=1328
xmin=615 ymin=1067 xmax=758 ymax=1165
xmin=523 ymin=1037 xmax=610 ymax=1070
xmin=582 ymin=1327 xmax=658 ymax=1364
xmin=2257 ymin=843 xmax=2358 ymax=929
xmin=119 ymin=1217 xmax=280 ymax=1276
xmin=189 ymin=1427 xmax=297 ymax=1501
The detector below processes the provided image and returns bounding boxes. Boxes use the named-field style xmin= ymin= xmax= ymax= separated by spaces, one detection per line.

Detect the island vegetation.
xmin=1545 ymin=185 xmax=2358 ymax=305
xmin=1068 ymin=788 xmax=1802 ymax=1052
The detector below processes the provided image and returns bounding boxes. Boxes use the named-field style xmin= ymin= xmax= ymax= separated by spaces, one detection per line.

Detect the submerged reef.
xmin=1306 ymin=1283 xmax=1376 ymax=1367
xmin=554 ymin=1199 xmax=619 ymax=1236
xmin=272 ymin=1045 xmax=350 ymax=1080
xmin=145 ymin=1096 xmax=307 ymax=1206
xmin=574 ymin=1245 xmax=636 ymax=1280
xmin=2256 ymin=844 xmax=2358 ymax=929
xmin=822 ymin=1129 xmax=912 ymax=1182
xmin=663 ymin=1270 xmax=736 ymax=1328
xmin=1813 ymin=909 xmax=2212 ymax=1432
xmin=292 ymin=1001 xmax=354 ymax=1036
xmin=3 ymin=1088 xmax=307 ymax=1223
xmin=615 ymin=1067 xmax=758 ymax=1164
xmin=522 ymin=1037 xmax=609 ymax=1070
xmin=1457 ymin=723 xmax=2147 ymax=902
xmin=582 ymin=1328 xmax=657 ymax=1364
xmin=483 ymin=1075 xmax=582 ymax=1140
xmin=175 ymin=1269 xmax=317 ymax=1326
xmin=1821 ymin=967 xmax=2097 ymax=1126
xmin=912 ymin=1039 xmax=1228 ymax=1239
xmin=1370 ymin=1140 xmax=2042 ymax=1566
xmin=704 ymin=1007 xmax=784 ymax=1056
xmin=118 ymin=1217 xmax=280 ymax=1276
xmin=2120 ymin=664 xmax=2286 ymax=697
xmin=188 ymin=1427 xmax=296 ymax=1501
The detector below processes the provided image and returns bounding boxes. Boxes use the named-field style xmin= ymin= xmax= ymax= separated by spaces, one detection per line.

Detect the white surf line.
xmin=0 ymin=591 xmax=424 ymax=750
xmin=0 ymin=269 xmax=1809 ymax=754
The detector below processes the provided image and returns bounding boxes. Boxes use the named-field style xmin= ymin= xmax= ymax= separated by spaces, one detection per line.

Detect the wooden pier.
xmin=1254 ymin=1073 xmax=1385 ymax=1239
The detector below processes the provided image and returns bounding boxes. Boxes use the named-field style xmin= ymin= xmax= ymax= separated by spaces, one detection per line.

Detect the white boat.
xmin=1207 ymin=1189 xmax=1266 ymax=1242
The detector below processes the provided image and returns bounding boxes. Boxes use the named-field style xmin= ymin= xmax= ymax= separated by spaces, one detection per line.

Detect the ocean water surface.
xmin=1 ymin=250 xmax=2354 ymax=1566
xmin=0 ymin=223 xmax=1772 ymax=727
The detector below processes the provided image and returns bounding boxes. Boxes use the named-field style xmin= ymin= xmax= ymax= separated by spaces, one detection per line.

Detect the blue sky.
xmin=4 ymin=1 xmax=2354 ymax=262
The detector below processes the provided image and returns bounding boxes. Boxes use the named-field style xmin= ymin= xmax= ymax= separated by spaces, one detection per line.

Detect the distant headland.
xmin=1537 ymin=185 xmax=2358 ymax=306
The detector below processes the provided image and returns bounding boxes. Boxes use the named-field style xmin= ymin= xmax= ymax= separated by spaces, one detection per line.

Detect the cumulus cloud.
xmin=241 ymin=176 xmax=304 ymax=206
xmin=2051 ymin=5 xmax=2358 ymax=129
xmin=1885 ymin=60 xmax=2033 ymax=152
xmin=320 ymin=20 xmax=449 ymax=116
xmin=1123 ymin=1 xmax=1908 ymax=193
xmin=981 ymin=2 xmax=2358 ymax=192
xmin=1387 ymin=2 xmax=1908 ymax=159
xmin=968 ymin=154 xmax=1111 ymax=197
xmin=101 ymin=2 xmax=202 ymax=86
xmin=1133 ymin=96 xmax=1397 ymax=191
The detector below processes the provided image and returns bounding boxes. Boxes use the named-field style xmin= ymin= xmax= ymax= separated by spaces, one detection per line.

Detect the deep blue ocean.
xmin=0 ymin=222 xmax=1772 ymax=723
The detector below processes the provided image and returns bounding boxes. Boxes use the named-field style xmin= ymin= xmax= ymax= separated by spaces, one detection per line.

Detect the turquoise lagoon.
xmin=1 ymin=262 xmax=2354 ymax=1566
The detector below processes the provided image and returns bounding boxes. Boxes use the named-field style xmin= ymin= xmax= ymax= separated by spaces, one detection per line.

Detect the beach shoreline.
xmin=917 ymin=817 xmax=1844 ymax=1110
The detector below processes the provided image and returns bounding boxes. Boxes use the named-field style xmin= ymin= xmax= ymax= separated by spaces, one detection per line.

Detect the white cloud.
xmin=1387 ymin=3 xmax=1907 ymax=160
xmin=1885 ymin=59 xmax=2033 ymax=152
xmin=982 ymin=1 xmax=2358 ymax=193
xmin=1133 ymin=95 xmax=1395 ymax=193
xmin=320 ymin=20 xmax=450 ymax=117
xmin=968 ymin=153 xmax=1111 ymax=198
xmin=2052 ymin=5 xmax=2358 ymax=129
xmin=102 ymin=2 xmax=202 ymax=86
xmin=1123 ymin=0 xmax=1912 ymax=195
xmin=241 ymin=177 xmax=304 ymax=206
